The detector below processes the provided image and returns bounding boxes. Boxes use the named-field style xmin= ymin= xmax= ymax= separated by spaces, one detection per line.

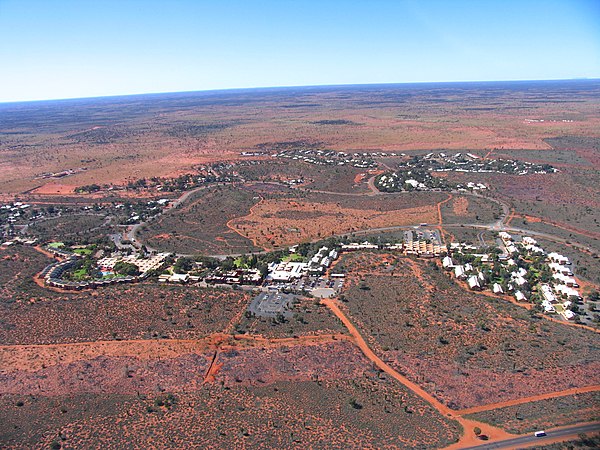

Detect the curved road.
xmin=121 ymin=179 xmax=598 ymax=263
xmin=460 ymin=423 xmax=599 ymax=450
xmin=126 ymin=179 xmax=516 ymax=257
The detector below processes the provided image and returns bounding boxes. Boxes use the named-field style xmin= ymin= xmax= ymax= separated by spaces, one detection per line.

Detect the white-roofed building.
xmin=514 ymin=291 xmax=527 ymax=302
xmin=548 ymin=252 xmax=570 ymax=265
xmin=442 ymin=256 xmax=454 ymax=268
xmin=541 ymin=284 xmax=557 ymax=303
xmin=467 ymin=275 xmax=481 ymax=290
xmin=268 ymin=261 xmax=309 ymax=281
xmin=542 ymin=300 xmax=556 ymax=312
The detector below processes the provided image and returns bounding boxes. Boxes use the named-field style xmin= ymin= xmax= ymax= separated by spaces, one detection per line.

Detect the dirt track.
xmin=0 ymin=333 xmax=354 ymax=373
xmin=319 ymin=298 xmax=516 ymax=448
xmin=457 ymin=385 xmax=600 ymax=415
xmin=511 ymin=214 xmax=600 ymax=240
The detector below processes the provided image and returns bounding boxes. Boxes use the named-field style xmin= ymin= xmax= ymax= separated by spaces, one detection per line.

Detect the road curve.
xmin=320 ymin=298 xmax=517 ymax=448
xmin=460 ymin=422 xmax=600 ymax=450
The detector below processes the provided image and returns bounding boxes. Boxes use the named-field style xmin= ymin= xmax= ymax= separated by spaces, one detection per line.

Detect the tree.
xmin=349 ymin=398 xmax=363 ymax=409
xmin=173 ymin=257 xmax=193 ymax=273
xmin=221 ymin=257 xmax=235 ymax=271
xmin=113 ymin=261 xmax=140 ymax=276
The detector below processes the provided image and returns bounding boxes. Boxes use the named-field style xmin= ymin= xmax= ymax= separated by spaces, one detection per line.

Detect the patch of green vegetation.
xmin=72 ymin=268 xmax=88 ymax=280
xmin=72 ymin=248 xmax=93 ymax=255
xmin=233 ymin=256 xmax=248 ymax=268
xmin=113 ymin=261 xmax=140 ymax=276
xmin=282 ymin=253 xmax=304 ymax=262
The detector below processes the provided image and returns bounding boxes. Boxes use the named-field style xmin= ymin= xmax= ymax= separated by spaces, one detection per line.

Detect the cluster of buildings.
xmin=41 ymin=250 xmax=137 ymax=291
xmin=403 ymin=229 xmax=444 ymax=256
xmin=341 ymin=241 xmax=443 ymax=257
xmin=267 ymin=261 xmax=310 ymax=282
xmin=377 ymin=153 xmax=556 ymax=193
xmin=445 ymin=232 xmax=581 ymax=320
xmin=37 ymin=167 xmax=87 ymax=179
xmin=204 ymin=268 xmax=263 ymax=285
xmin=267 ymin=246 xmax=339 ymax=282
xmin=403 ymin=240 xmax=444 ymax=257
xmin=39 ymin=247 xmax=170 ymax=291
xmin=413 ymin=152 xmax=557 ymax=175
xmin=1 ymin=236 xmax=37 ymax=247
xmin=375 ymin=170 xmax=456 ymax=192
xmin=158 ymin=273 xmax=201 ymax=284
xmin=273 ymin=149 xmax=378 ymax=168
xmin=97 ymin=253 xmax=169 ymax=275
xmin=340 ymin=241 xmax=380 ymax=251
xmin=1 ymin=202 xmax=31 ymax=225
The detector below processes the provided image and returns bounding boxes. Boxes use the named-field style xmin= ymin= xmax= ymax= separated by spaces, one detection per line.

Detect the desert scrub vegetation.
xmin=0 ymin=284 xmax=250 ymax=345
xmin=340 ymin=257 xmax=600 ymax=408
xmin=140 ymin=185 xmax=261 ymax=254
xmin=464 ymin=391 xmax=600 ymax=434
xmin=0 ymin=376 xmax=461 ymax=449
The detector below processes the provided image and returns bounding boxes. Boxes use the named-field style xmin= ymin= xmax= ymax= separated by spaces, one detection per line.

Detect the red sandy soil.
xmin=1 ymin=339 xmax=217 ymax=372
xmin=1 ymin=351 xmax=213 ymax=396
xmin=437 ymin=193 xmax=454 ymax=225
xmin=213 ymin=340 xmax=370 ymax=386
xmin=457 ymin=385 xmax=600 ymax=416
xmin=452 ymin=197 xmax=469 ymax=217
xmin=388 ymin=353 xmax=600 ymax=411
xmin=231 ymin=198 xmax=438 ymax=249
xmin=29 ymin=184 xmax=76 ymax=195
xmin=336 ymin=254 xmax=600 ymax=411
xmin=512 ymin=214 xmax=600 ymax=241
xmin=353 ymin=173 xmax=366 ymax=184
xmin=149 ymin=233 xmax=172 ymax=239
xmin=320 ymin=298 xmax=516 ymax=448
xmin=0 ymin=335 xmax=371 ymax=398
xmin=225 ymin=195 xmax=265 ymax=249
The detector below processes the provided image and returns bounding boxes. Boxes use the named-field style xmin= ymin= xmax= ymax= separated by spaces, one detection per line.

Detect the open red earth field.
xmin=0 ymin=337 xmax=461 ymax=449
xmin=2 ymin=81 xmax=599 ymax=194
xmin=337 ymin=252 xmax=600 ymax=410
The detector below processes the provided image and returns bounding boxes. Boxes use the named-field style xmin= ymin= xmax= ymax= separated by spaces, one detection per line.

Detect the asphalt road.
xmin=461 ymin=423 xmax=600 ymax=450
xmin=121 ymin=178 xmax=600 ymax=262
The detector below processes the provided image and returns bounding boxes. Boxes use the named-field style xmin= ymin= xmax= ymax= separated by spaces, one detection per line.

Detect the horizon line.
xmin=1 ymin=76 xmax=597 ymax=105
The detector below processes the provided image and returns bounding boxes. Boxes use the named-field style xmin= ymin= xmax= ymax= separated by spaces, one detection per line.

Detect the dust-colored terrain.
xmin=2 ymin=81 xmax=599 ymax=194
xmin=140 ymin=185 xmax=261 ymax=254
xmin=2 ymin=81 xmax=600 ymax=448
xmin=231 ymin=192 xmax=443 ymax=249
xmin=339 ymin=253 xmax=600 ymax=410
xmin=0 ymin=336 xmax=461 ymax=449
xmin=440 ymin=194 xmax=502 ymax=225
xmin=0 ymin=282 xmax=250 ymax=345
xmin=0 ymin=379 xmax=461 ymax=449
xmin=464 ymin=392 xmax=600 ymax=434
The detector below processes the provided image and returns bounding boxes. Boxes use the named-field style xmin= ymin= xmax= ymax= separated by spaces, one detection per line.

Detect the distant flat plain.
xmin=1 ymin=80 xmax=599 ymax=194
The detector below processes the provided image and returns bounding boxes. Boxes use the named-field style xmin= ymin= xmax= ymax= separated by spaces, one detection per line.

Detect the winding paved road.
xmin=460 ymin=423 xmax=600 ymax=450
xmin=119 ymin=178 xmax=598 ymax=265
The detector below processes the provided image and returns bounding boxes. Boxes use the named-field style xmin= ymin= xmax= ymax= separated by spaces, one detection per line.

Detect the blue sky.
xmin=0 ymin=0 xmax=598 ymax=102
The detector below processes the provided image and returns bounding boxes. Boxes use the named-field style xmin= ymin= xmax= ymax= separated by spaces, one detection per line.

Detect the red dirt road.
xmin=320 ymin=298 xmax=516 ymax=448
xmin=457 ymin=385 xmax=600 ymax=415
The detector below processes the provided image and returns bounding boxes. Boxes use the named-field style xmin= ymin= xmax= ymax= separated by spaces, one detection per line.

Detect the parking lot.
xmin=248 ymin=291 xmax=297 ymax=318
xmin=264 ymin=274 xmax=344 ymax=296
